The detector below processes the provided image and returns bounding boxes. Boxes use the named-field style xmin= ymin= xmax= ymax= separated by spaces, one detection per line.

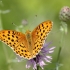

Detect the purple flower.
xmin=26 ymin=42 xmax=55 ymax=70
xmin=15 ymin=42 xmax=55 ymax=70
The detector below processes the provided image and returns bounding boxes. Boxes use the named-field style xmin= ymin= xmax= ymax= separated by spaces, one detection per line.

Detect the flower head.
xmin=15 ymin=42 xmax=55 ymax=70
xmin=26 ymin=42 xmax=55 ymax=70
xmin=59 ymin=6 xmax=70 ymax=22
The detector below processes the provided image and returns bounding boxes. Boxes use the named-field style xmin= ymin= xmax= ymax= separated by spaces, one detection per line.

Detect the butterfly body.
xmin=0 ymin=20 xmax=53 ymax=59
xmin=25 ymin=30 xmax=33 ymax=57
xmin=25 ymin=30 xmax=32 ymax=47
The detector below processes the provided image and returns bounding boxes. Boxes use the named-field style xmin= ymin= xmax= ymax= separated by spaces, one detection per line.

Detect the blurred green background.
xmin=0 ymin=0 xmax=70 ymax=70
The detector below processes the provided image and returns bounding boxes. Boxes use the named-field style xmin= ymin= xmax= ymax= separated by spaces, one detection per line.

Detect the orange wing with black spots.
xmin=32 ymin=20 xmax=53 ymax=56
xmin=0 ymin=30 xmax=32 ymax=59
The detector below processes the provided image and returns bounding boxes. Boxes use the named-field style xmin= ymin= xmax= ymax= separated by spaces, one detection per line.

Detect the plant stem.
xmin=35 ymin=66 xmax=39 ymax=70
xmin=0 ymin=10 xmax=12 ymax=70
xmin=55 ymin=22 xmax=65 ymax=70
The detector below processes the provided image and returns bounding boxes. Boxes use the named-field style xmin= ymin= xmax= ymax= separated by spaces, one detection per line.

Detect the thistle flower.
xmin=59 ymin=6 xmax=70 ymax=22
xmin=26 ymin=42 xmax=55 ymax=70
xmin=14 ymin=42 xmax=55 ymax=70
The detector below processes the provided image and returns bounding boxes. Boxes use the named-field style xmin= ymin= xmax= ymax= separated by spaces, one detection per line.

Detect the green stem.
xmin=0 ymin=10 xmax=8 ymax=61
xmin=57 ymin=31 xmax=64 ymax=63
xmin=55 ymin=22 xmax=65 ymax=70
xmin=57 ymin=47 xmax=61 ymax=63
xmin=37 ymin=66 xmax=39 ymax=70
xmin=0 ymin=10 xmax=12 ymax=70
xmin=35 ymin=66 xmax=39 ymax=70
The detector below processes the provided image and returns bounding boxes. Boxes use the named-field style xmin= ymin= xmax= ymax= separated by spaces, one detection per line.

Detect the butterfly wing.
xmin=0 ymin=30 xmax=32 ymax=59
xmin=32 ymin=20 xmax=53 ymax=57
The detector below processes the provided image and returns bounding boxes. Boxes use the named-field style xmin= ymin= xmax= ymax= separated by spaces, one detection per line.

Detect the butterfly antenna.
xmin=12 ymin=23 xmax=18 ymax=27
xmin=28 ymin=15 xmax=38 ymax=29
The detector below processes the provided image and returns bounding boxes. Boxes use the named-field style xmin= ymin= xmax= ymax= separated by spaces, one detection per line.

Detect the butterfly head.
xmin=25 ymin=30 xmax=31 ymax=34
xmin=25 ymin=30 xmax=31 ymax=38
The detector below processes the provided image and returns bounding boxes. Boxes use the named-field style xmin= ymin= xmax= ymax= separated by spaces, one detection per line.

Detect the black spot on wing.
xmin=8 ymin=31 xmax=10 ymax=34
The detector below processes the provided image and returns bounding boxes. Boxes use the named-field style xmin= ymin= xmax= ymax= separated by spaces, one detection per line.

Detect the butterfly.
xmin=0 ymin=20 xmax=53 ymax=60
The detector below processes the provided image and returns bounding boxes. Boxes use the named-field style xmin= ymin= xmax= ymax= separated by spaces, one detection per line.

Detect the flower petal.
xmin=26 ymin=42 xmax=55 ymax=70
xmin=26 ymin=60 xmax=31 ymax=69
xmin=49 ymin=47 xmax=55 ymax=50
xmin=38 ymin=60 xmax=46 ymax=69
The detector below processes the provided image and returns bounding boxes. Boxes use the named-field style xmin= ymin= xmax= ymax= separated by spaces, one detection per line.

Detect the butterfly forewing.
xmin=32 ymin=20 xmax=53 ymax=56
xmin=0 ymin=30 xmax=32 ymax=59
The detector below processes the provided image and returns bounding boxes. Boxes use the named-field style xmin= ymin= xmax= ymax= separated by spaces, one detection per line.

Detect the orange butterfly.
xmin=0 ymin=20 xmax=53 ymax=60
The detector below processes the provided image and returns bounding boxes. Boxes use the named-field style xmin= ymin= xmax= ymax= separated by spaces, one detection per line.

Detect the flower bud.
xmin=59 ymin=6 xmax=70 ymax=22
xmin=22 ymin=19 xmax=27 ymax=25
